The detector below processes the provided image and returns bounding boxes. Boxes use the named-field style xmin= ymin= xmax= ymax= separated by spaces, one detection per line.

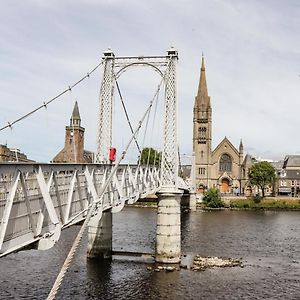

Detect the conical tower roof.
xmin=197 ymin=56 xmax=208 ymax=97
xmin=71 ymin=101 xmax=81 ymax=120
xmin=195 ymin=56 xmax=210 ymax=108
xmin=239 ymin=139 xmax=244 ymax=151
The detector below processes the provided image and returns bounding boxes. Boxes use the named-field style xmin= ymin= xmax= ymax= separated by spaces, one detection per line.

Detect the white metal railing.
xmin=0 ymin=163 xmax=161 ymax=256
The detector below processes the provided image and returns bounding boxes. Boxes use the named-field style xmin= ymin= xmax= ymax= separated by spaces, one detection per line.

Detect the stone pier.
xmin=155 ymin=189 xmax=182 ymax=263
xmin=181 ymin=193 xmax=197 ymax=212
xmin=87 ymin=209 xmax=112 ymax=259
xmin=189 ymin=192 xmax=197 ymax=212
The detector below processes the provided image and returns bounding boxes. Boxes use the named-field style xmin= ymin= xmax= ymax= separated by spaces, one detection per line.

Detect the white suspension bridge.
xmin=0 ymin=48 xmax=196 ymax=299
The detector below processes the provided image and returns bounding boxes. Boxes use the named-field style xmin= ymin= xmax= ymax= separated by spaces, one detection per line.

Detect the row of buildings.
xmin=1 ymin=57 xmax=299 ymax=197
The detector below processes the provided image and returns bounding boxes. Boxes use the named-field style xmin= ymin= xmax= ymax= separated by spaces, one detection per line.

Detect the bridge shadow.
xmin=180 ymin=207 xmax=192 ymax=246
xmin=86 ymin=259 xmax=112 ymax=299
xmin=86 ymin=257 xmax=155 ymax=299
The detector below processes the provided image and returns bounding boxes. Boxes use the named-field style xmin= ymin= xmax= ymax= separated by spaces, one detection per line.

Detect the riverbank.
xmin=223 ymin=197 xmax=300 ymax=210
xmin=128 ymin=196 xmax=300 ymax=210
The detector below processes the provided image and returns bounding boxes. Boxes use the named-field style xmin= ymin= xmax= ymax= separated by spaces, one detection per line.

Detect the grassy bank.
xmin=225 ymin=197 xmax=300 ymax=210
xmin=126 ymin=200 xmax=157 ymax=208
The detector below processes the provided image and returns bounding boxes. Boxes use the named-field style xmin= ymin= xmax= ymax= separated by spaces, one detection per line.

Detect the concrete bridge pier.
xmin=181 ymin=193 xmax=197 ymax=212
xmin=189 ymin=192 xmax=197 ymax=212
xmin=87 ymin=209 xmax=112 ymax=259
xmin=155 ymin=189 xmax=183 ymax=263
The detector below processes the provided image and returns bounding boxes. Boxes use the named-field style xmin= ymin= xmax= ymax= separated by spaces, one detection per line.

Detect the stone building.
xmin=193 ymin=57 xmax=251 ymax=194
xmin=0 ymin=144 xmax=33 ymax=162
xmin=52 ymin=101 xmax=93 ymax=163
xmin=277 ymin=155 xmax=300 ymax=197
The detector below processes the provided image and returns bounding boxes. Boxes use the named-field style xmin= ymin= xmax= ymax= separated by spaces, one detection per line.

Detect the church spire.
xmin=239 ymin=139 xmax=244 ymax=152
xmin=197 ymin=56 xmax=208 ymax=98
xmin=70 ymin=101 xmax=81 ymax=127
xmin=195 ymin=56 xmax=210 ymax=107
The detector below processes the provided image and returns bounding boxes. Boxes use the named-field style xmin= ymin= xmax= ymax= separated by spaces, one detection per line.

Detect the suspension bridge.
xmin=0 ymin=48 xmax=196 ymax=298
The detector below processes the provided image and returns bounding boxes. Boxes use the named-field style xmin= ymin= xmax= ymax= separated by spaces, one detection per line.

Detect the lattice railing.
xmin=0 ymin=163 xmax=160 ymax=256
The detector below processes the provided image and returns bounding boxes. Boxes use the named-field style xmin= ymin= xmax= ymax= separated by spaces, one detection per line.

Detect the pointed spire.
xmin=70 ymin=101 xmax=81 ymax=126
xmin=239 ymin=139 xmax=244 ymax=152
xmin=194 ymin=55 xmax=211 ymax=111
xmin=197 ymin=56 xmax=208 ymax=99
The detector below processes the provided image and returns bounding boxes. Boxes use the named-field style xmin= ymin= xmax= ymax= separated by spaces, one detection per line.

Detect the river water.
xmin=0 ymin=208 xmax=300 ymax=299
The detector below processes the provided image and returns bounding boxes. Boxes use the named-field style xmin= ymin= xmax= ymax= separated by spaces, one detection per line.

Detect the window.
xmin=219 ymin=154 xmax=232 ymax=172
xmin=198 ymin=168 xmax=206 ymax=175
xmin=198 ymin=127 xmax=207 ymax=144
xmin=280 ymin=180 xmax=287 ymax=187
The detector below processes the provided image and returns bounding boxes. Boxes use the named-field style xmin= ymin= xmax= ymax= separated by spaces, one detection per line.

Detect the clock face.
xmin=70 ymin=132 xmax=74 ymax=136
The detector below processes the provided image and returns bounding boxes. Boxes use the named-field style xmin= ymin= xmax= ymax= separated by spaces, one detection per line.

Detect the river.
xmin=0 ymin=208 xmax=299 ymax=299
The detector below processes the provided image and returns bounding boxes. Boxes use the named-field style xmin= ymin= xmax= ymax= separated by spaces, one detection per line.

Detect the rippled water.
xmin=0 ymin=208 xmax=300 ymax=299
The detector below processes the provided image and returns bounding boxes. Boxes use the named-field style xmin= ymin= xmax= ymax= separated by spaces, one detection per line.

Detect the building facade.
xmin=193 ymin=57 xmax=251 ymax=194
xmin=0 ymin=144 xmax=33 ymax=162
xmin=277 ymin=155 xmax=300 ymax=197
xmin=52 ymin=101 xmax=93 ymax=163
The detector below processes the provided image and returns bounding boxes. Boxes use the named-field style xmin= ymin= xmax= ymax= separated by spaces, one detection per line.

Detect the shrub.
xmin=203 ymin=188 xmax=224 ymax=208
xmin=252 ymin=194 xmax=262 ymax=204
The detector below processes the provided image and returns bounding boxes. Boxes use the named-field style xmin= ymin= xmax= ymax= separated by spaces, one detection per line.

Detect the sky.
xmin=0 ymin=0 xmax=299 ymax=163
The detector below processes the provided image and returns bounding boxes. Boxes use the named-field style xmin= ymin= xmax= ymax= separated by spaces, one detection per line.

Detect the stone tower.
xmin=193 ymin=56 xmax=212 ymax=190
xmin=52 ymin=101 xmax=85 ymax=163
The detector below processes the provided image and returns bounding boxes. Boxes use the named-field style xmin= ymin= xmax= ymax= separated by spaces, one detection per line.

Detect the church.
xmin=193 ymin=57 xmax=252 ymax=194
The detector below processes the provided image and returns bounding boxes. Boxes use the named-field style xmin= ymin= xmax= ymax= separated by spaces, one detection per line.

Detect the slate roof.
xmin=283 ymin=155 xmax=300 ymax=168
xmin=71 ymin=101 xmax=81 ymax=120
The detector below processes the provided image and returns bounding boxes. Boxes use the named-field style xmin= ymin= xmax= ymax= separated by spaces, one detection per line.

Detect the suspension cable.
xmin=46 ymin=70 xmax=167 ymax=300
xmin=146 ymin=89 xmax=160 ymax=167
xmin=0 ymin=61 xmax=103 ymax=132
xmin=114 ymin=77 xmax=141 ymax=154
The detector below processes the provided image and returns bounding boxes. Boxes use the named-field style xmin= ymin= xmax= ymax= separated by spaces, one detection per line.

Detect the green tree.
xmin=203 ymin=188 xmax=224 ymax=208
xmin=248 ymin=161 xmax=276 ymax=198
xmin=139 ymin=147 xmax=161 ymax=166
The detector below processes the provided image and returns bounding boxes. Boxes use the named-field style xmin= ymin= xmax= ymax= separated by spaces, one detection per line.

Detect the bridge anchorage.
xmin=0 ymin=49 xmax=194 ymax=277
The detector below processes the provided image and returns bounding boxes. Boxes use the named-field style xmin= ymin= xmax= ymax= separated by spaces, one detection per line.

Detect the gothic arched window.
xmin=219 ymin=153 xmax=232 ymax=172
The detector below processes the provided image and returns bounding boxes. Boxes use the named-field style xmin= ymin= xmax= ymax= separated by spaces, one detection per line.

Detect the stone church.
xmin=52 ymin=101 xmax=93 ymax=163
xmin=193 ymin=57 xmax=252 ymax=194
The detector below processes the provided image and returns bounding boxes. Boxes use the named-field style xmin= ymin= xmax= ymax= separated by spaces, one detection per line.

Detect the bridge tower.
xmin=89 ymin=48 xmax=182 ymax=263
xmin=95 ymin=49 xmax=115 ymax=164
xmin=88 ymin=50 xmax=115 ymax=259
xmin=156 ymin=48 xmax=182 ymax=263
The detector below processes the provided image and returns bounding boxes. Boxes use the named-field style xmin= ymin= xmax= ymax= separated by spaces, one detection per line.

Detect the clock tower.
xmin=52 ymin=101 xmax=85 ymax=163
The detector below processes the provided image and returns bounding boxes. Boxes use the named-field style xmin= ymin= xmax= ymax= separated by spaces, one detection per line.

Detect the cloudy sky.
xmin=0 ymin=0 xmax=299 ymax=163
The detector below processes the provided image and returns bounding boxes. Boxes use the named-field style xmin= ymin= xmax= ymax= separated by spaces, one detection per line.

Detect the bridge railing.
xmin=0 ymin=163 xmax=160 ymax=256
